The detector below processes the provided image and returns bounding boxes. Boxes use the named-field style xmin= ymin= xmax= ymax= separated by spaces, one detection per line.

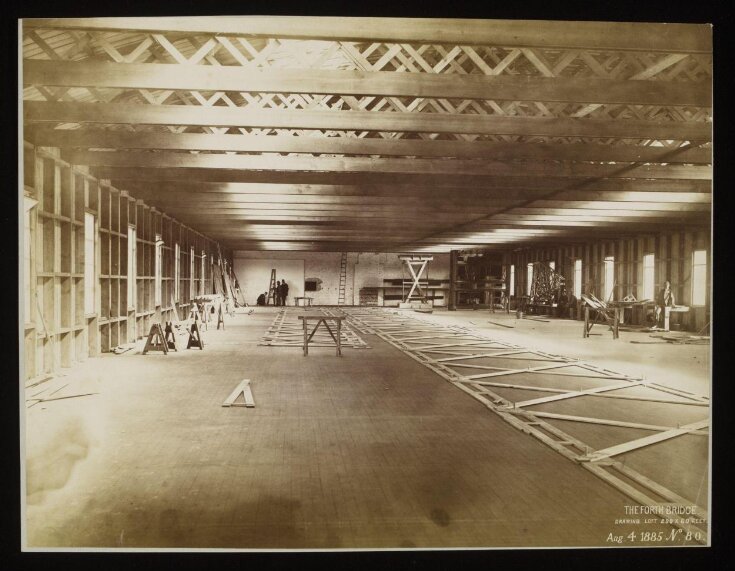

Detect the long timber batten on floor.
xmin=343 ymin=307 xmax=709 ymax=544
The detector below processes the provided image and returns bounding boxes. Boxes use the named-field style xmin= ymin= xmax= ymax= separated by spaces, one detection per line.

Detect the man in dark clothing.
xmin=275 ymin=281 xmax=282 ymax=306
xmin=280 ymin=280 xmax=290 ymax=306
xmin=256 ymin=291 xmax=267 ymax=306
xmin=655 ymin=280 xmax=675 ymax=327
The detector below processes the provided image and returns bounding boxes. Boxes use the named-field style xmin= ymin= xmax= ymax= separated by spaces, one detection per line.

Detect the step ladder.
xmin=267 ymin=268 xmax=277 ymax=305
xmin=337 ymin=253 xmax=347 ymax=305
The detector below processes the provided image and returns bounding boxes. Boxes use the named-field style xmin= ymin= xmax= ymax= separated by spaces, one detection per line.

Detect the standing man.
xmin=275 ymin=280 xmax=282 ymax=306
xmin=280 ymin=280 xmax=290 ymax=307
xmin=655 ymin=280 xmax=675 ymax=328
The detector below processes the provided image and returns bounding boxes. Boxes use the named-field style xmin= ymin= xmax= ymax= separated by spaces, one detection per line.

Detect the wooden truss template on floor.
xmin=259 ymin=308 xmax=370 ymax=350
xmin=342 ymin=307 xmax=709 ymax=544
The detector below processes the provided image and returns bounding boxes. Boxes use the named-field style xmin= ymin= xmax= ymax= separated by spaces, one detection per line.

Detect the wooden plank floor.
xmin=24 ymin=307 xmax=702 ymax=548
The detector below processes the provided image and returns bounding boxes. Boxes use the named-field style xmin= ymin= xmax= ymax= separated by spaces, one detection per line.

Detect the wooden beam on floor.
xmin=579 ymin=418 xmax=710 ymax=462
xmin=510 ymin=380 xmax=649 ymax=408
xmin=526 ymin=410 xmax=710 ymax=434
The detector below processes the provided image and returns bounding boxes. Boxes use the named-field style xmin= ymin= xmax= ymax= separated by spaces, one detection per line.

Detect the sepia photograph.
xmin=18 ymin=14 xmax=712 ymax=551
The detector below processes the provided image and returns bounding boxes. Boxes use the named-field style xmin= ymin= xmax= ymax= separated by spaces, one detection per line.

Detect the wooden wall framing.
xmin=22 ymin=141 xmax=230 ymax=381
xmin=504 ymin=231 xmax=711 ymax=331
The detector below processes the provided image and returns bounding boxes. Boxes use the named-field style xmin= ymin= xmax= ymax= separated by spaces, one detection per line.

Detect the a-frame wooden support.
xmin=143 ymin=323 xmax=168 ymax=355
xmin=164 ymin=321 xmax=178 ymax=351
xmin=399 ymin=255 xmax=433 ymax=303
xmin=222 ymin=379 xmax=255 ymax=407
xmin=187 ymin=322 xmax=204 ymax=349
xmin=217 ymin=302 xmax=225 ymax=330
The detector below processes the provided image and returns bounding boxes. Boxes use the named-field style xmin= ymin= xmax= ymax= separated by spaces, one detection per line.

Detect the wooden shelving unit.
xmin=449 ymin=251 xmax=506 ymax=309
xmin=22 ymin=142 xmax=230 ymax=381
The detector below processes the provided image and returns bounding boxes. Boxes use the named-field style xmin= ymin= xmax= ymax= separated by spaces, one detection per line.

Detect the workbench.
xmin=294 ymin=296 xmax=314 ymax=307
xmin=662 ymin=305 xmax=690 ymax=332
xmin=298 ymin=313 xmax=344 ymax=356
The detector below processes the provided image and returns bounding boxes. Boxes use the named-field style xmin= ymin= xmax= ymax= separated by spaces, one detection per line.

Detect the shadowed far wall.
xmin=233 ymin=252 xmax=450 ymax=306
xmin=233 ymin=258 xmax=305 ymax=305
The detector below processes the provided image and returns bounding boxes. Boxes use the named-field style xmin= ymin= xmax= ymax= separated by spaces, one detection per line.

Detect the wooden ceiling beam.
xmin=67 ymin=150 xmax=712 ymax=180
xmin=140 ymin=210 xmax=496 ymax=220
xmin=118 ymin=189 xmax=711 ymax=207
xmin=191 ymin=224 xmax=631 ymax=236
xmin=27 ymin=127 xmax=713 ymax=164
xmin=473 ymin=215 xmax=707 ymax=224
xmin=25 ymin=101 xmax=712 ymax=140
xmin=24 ymin=59 xmax=712 ymax=107
xmin=23 ymin=18 xmax=712 ymax=53
xmin=150 ymin=211 xmax=479 ymax=221
xmin=502 ymin=207 xmax=706 ymax=218
xmin=111 ymin=179 xmax=711 ymax=195
xmin=98 ymin=168 xmax=711 ymax=190
xmin=120 ymin=193 xmax=528 ymax=208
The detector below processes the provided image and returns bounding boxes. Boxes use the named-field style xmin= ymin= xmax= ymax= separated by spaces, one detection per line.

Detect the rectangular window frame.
xmin=127 ymin=225 xmax=136 ymax=310
xmin=201 ymin=251 xmax=206 ymax=294
xmin=84 ymin=212 xmax=96 ymax=316
xmin=23 ymin=201 xmax=35 ymax=322
xmin=691 ymin=249 xmax=707 ymax=307
xmin=603 ymin=256 xmax=615 ymax=302
xmin=174 ymin=242 xmax=180 ymax=302
xmin=574 ymin=259 xmax=582 ymax=299
xmin=642 ymin=253 xmax=655 ymax=301
xmin=190 ymin=246 xmax=195 ymax=299
xmin=154 ymin=234 xmax=162 ymax=307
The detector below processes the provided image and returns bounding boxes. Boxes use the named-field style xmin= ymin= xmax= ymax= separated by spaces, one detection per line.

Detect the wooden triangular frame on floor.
xmin=222 ymin=379 xmax=255 ymax=408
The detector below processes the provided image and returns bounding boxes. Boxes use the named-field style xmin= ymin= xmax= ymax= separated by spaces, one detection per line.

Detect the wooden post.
xmin=583 ymin=305 xmax=590 ymax=338
xmin=303 ymin=317 xmax=308 ymax=356
xmin=613 ymin=308 xmax=620 ymax=339
xmin=449 ymin=250 xmax=458 ymax=311
xmin=336 ymin=318 xmax=342 ymax=357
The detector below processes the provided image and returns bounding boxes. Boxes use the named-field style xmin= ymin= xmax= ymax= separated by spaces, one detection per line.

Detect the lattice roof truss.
xmin=22 ymin=17 xmax=712 ymax=252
